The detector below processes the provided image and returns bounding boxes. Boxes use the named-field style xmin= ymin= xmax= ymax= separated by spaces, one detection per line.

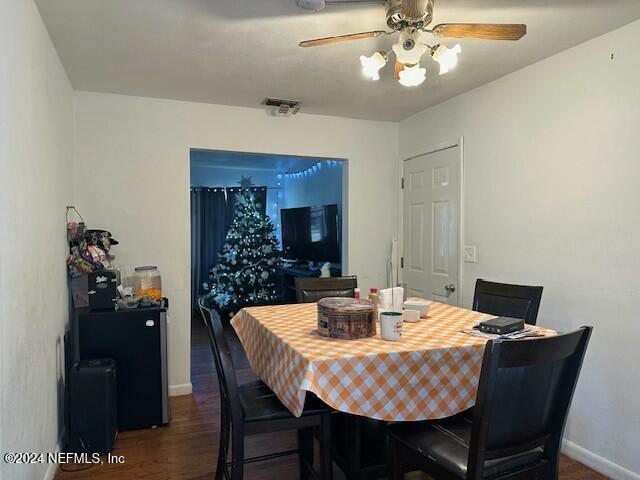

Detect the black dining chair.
xmin=473 ymin=279 xmax=544 ymax=325
xmin=387 ymin=326 xmax=593 ymax=480
xmin=198 ymin=298 xmax=333 ymax=480
xmin=295 ymin=276 xmax=358 ymax=303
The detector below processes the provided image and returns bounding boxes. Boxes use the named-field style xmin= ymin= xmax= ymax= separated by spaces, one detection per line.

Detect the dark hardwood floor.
xmin=56 ymin=317 xmax=607 ymax=480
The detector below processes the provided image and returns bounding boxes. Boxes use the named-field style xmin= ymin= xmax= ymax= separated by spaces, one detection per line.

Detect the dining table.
xmin=230 ymin=300 xmax=555 ymax=422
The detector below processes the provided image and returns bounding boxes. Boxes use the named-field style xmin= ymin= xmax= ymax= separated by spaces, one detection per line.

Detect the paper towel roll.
xmin=380 ymin=287 xmax=404 ymax=311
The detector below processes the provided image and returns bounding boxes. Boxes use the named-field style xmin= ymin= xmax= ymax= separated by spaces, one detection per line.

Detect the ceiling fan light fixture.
xmin=392 ymin=30 xmax=427 ymax=65
xmin=432 ymin=44 xmax=462 ymax=75
xmin=360 ymin=51 xmax=387 ymax=81
xmin=398 ymin=63 xmax=426 ymax=87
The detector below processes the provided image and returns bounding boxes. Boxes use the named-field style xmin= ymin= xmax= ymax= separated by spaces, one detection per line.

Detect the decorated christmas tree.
xmin=204 ymin=185 xmax=281 ymax=316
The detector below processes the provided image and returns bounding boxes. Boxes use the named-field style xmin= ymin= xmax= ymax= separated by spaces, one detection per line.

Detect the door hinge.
xmin=401 ymin=177 xmax=405 ymax=189
xmin=400 ymin=257 xmax=404 ymax=268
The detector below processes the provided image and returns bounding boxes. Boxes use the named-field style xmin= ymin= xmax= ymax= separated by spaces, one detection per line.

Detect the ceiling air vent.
xmin=263 ymin=98 xmax=302 ymax=117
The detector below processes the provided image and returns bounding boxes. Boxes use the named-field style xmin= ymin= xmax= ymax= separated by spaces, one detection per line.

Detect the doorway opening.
xmin=190 ymin=149 xmax=346 ymax=326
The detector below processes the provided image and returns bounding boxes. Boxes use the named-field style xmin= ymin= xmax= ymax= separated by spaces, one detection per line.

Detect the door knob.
xmin=445 ymin=284 xmax=456 ymax=293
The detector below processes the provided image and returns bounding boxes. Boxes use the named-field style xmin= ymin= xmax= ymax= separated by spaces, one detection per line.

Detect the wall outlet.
xmin=463 ymin=246 xmax=477 ymax=263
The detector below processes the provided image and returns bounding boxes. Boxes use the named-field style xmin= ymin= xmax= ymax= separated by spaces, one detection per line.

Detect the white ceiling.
xmin=36 ymin=0 xmax=640 ymax=121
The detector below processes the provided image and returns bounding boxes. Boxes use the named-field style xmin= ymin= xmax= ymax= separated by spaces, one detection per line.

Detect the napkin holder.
xmin=379 ymin=287 xmax=404 ymax=312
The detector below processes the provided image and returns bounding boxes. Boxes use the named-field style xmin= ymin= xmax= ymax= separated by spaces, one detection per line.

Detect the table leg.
xmin=320 ymin=414 xmax=333 ymax=480
xmin=347 ymin=416 xmax=362 ymax=480
xmin=298 ymin=427 xmax=314 ymax=480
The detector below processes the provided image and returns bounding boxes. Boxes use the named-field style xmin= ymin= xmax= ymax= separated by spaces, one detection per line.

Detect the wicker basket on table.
xmin=317 ymin=297 xmax=376 ymax=339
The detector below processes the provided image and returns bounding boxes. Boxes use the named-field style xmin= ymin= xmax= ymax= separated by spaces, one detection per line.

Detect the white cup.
xmin=380 ymin=312 xmax=403 ymax=341
xmin=403 ymin=309 xmax=421 ymax=323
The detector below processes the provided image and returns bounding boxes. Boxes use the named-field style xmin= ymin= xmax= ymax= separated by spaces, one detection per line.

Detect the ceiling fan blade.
xmin=299 ymin=30 xmax=388 ymax=47
xmin=431 ymin=23 xmax=527 ymax=41
xmin=394 ymin=60 xmax=405 ymax=80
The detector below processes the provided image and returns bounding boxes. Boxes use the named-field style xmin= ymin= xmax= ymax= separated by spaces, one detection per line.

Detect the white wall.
xmin=73 ymin=92 xmax=398 ymax=394
xmin=283 ymin=161 xmax=343 ymax=210
xmin=399 ymin=20 xmax=640 ymax=479
xmin=0 ymin=1 xmax=74 ymax=479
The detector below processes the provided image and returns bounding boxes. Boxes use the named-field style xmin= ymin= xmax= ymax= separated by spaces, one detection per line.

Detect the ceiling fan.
xmin=298 ymin=0 xmax=526 ymax=87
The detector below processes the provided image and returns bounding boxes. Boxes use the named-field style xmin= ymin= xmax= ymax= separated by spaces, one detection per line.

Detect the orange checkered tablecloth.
xmin=231 ymin=301 xmax=554 ymax=422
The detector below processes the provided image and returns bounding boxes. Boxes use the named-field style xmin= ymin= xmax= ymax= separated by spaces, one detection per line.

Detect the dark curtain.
xmin=191 ymin=187 xmax=227 ymax=314
xmin=191 ymin=186 xmax=268 ymax=313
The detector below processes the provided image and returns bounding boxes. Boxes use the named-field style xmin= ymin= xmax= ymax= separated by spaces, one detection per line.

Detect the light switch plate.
xmin=463 ymin=246 xmax=477 ymax=263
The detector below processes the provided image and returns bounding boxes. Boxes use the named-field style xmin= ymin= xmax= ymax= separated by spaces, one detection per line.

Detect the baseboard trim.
xmin=562 ymin=440 xmax=639 ymax=480
xmin=43 ymin=430 xmax=64 ymax=480
xmin=169 ymin=383 xmax=193 ymax=396
xmin=44 ymin=459 xmax=59 ymax=480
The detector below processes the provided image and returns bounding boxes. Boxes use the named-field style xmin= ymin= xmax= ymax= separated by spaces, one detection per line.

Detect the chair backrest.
xmin=467 ymin=326 xmax=592 ymax=480
xmin=295 ymin=276 xmax=358 ymax=303
xmin=198 ymin=297 xmax=244 ymax=428
xmin=473 ymin=279 xmax=543 ymax=325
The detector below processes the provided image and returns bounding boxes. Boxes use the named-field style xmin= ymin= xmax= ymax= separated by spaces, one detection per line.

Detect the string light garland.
xmin=283 ymin=159 xmax=340 ymax=179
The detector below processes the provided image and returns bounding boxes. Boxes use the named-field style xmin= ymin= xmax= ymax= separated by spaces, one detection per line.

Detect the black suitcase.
xmin=68 ymin=358 xmax=118 ymax=454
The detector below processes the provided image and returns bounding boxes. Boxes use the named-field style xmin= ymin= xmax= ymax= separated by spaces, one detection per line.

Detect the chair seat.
xmin=239 ymin=380 xmax=330 ymax=423
xmin=387 ymin=414 xmax=544 ymax=479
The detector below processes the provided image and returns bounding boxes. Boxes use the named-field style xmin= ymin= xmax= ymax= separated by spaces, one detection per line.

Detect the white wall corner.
xmin=42 ymin=430 xmax=64 ymax=480
xmin=562 ymin=440 xmax=640 ymax=480
xmin=44 ymin=461 xmax=59 ymax=480
xmin=169 ymin=383 xmax=193 ymax=396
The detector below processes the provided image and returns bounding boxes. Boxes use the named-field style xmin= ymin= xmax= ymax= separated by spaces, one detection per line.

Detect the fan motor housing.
xmin=385 ymin=0 xmax=434 ymax=30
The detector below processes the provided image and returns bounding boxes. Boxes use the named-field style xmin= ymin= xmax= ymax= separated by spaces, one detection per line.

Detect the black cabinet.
xmin=76 ymin=307 xmax=169 ymax=431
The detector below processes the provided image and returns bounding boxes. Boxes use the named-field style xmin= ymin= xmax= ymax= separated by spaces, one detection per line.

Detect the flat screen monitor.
xmin=281 ymin=204 xmax=340 ymax=263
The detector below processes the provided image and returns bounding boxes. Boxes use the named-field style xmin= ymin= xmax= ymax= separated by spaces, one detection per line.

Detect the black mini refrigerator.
xmin=77 ymin=306 xmax=169 ymax=431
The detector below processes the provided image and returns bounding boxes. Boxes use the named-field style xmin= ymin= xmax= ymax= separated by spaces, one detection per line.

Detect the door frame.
xmin=397 ymin=137 xmax=465 ymax=306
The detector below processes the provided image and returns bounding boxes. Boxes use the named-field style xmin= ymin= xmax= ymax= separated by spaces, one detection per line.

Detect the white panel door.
xmin=403 ymin=146 xmax=460 ymax=305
